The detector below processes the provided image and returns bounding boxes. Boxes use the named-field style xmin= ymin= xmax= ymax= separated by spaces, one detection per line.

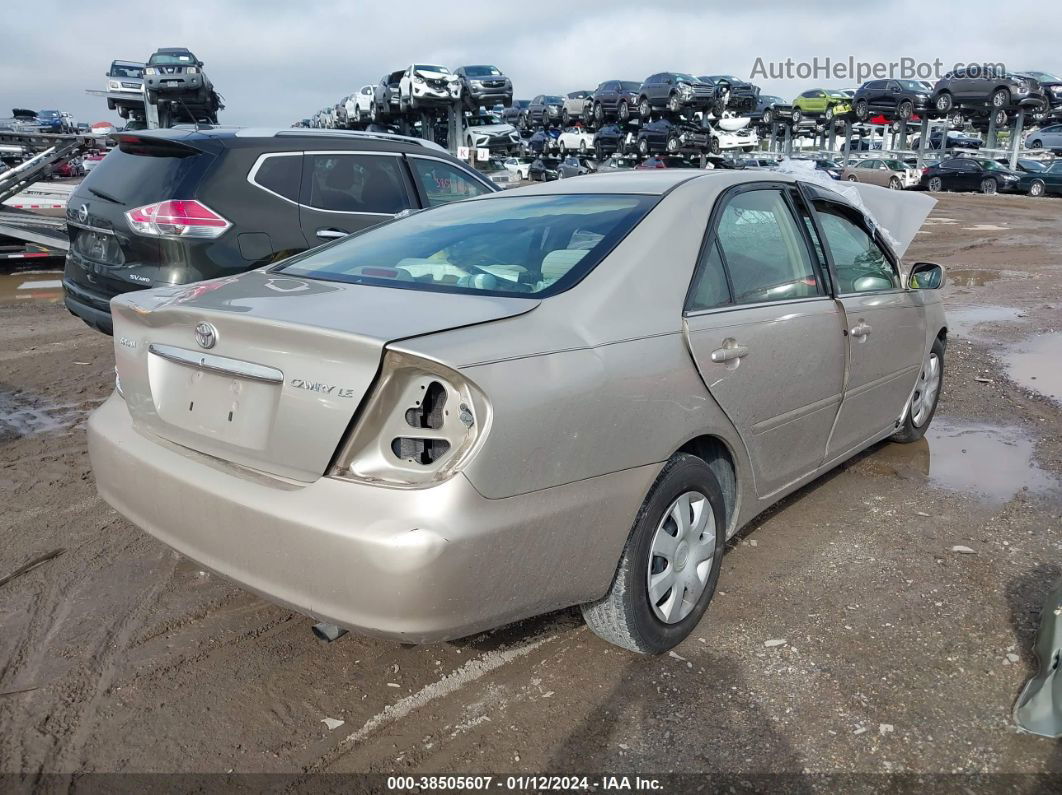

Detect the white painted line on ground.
xmin=17 ymin=280 xmax=63 ymax=290
xmin=329 ymin=632 xmax=559 ymax=758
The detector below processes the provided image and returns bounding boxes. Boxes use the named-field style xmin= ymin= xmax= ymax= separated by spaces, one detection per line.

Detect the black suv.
xmin=63 ymin=128 xmax=498 ymax=334
xmin=525 ymin=95 xmax=564 ymax=128
xmin=853 ymin=79 xmax=930 ymax=121
xmin=502 ymin=99 xmax=530 ymax=126
xmin=931 ymin=69 xmax=1047 ymax=115
xmin=637 ymin=73 xmax=719 ymax=118
xmin=697 ymin=75 xmax=760 ymax=113
xmin=590 ymin=80 xmax=642 ymax=124
xmin=455 ymin=65 xmax=513 ymax=109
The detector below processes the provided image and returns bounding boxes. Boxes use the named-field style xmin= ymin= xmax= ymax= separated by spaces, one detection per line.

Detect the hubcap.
xmin=647 ymin=492 xmax=716 ymax=624
xmin=911 ymin=353 xmax=941 ymax=427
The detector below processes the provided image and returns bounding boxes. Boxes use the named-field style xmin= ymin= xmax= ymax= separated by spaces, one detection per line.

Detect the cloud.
xmin=3 ymin=0 xmax=1057 ymax=127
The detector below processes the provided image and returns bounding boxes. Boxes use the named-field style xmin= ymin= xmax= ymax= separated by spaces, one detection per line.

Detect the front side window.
xmin=812 ymin=201 xmax=898 ymax=293
xmin=408 ymin=158 xmax=492 ymax=207
xmin=276 ymin=194 xmax=655 ymax=298
xmin=713 ymin=188 xmax=822 ymax=305
xmin=302 ymin=154 xmax=410 ymax=214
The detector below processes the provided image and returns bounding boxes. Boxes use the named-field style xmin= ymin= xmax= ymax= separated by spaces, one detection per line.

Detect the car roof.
xmin=480 ymin=169 xmax=799 ymax=197
xmin=136 ymin=125 xmax=449 ymax=153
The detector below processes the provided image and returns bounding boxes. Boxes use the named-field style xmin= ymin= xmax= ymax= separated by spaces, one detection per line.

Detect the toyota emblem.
xmin=194 ymin=322 xmax=218 ymax=349
xmin=77 ymin=203 xmax=89 ymax=223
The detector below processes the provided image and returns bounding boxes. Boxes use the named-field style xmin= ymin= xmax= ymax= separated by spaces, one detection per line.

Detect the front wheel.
xmin=791 ymin=107 xmax=802 ymax=125
xmin=762 ymin=108 xmax=773 ymax=125
xmin=638 ymin=137 xmax=649 ymax=156
xmin=854 ymin=99 xmax=869 ymax=121
xmin=934 ymin=92 xmax=953 ymax=113
xmin=897 ymin=99 xmax=913 ymax=120
xmin=1028 ymin=139 xmax=1043 ymax=149
xmin=824 ymin=105 xmax=835 ymax=121
xmin=981 ymin=178 xmax=998 ymax=195
xmin=638 ymin=97 xmax=651 ymax=119
xmin=1029 ymin=179 xmax=1046 ymax=197
xmin=709 ymin=136 xmax=721 ymax=154
xmin=561 ymin=109 xmax=570 ymax=126
xmin=581 ymin=454 xmax=726 ymax=654
xmin=892 ymin=339 xmax=944 ymax=443
xmin=617 ymin=99 xmax=630 ymax=122
xmin=889 ymin=177 xmax=902 ymax=190
xmin=991 ymin=88 xmax=1010 ymax=108
xmin=847 ymin=175 xmax=859 ymax=182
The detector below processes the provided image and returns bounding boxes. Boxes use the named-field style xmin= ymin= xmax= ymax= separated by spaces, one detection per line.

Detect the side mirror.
xmin=908 ymin=261 xmax=945 ymax=289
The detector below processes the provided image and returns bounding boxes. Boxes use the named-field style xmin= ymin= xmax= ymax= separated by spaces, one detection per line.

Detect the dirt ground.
xmin=1 ymin=193 xmax=1060 ymax=786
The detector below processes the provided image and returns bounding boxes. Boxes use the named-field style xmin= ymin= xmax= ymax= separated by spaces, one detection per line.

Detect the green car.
xmin=1016 ymin=159 xmax=1062 ymax=196
xmin=792 ymin=89 xmax=853 ymax=124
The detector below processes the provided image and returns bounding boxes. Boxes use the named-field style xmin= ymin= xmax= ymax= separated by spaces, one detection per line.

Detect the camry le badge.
xmin=194 ymin=322 xmax=218 ymax=349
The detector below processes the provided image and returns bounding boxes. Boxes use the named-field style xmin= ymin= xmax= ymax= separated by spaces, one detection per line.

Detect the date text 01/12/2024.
xmin=385 ymin=775 xmax=663 ymax=790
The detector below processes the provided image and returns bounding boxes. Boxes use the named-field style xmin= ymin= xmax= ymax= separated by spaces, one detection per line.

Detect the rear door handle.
xmin=710 ymin=344 xmax=749 ymax=363
xmin=316 ymin=228 xmax=347 ymax=240
xmin=851 ymin=322 xmax=872 ymax=338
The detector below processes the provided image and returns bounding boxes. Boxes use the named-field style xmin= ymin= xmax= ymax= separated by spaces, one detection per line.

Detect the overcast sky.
xmin=4 ymin=0 xmax=1058 ymax=126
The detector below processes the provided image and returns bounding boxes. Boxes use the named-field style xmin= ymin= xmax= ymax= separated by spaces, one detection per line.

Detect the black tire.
xmin=1029 ymin=179 xmax=1046 ymax=197
xmin=824 ymin=104 xmax=835 ymax=121
xmin=934 ymin=92 xmax=952 ymax=113
xmin=927 ymin=176 xmax=943 ymax=192
xmin=581 ymin=454 xmax=726 ymax=654
xmin=617 ymin=99 xmax=630 ymax=122
xmin=595 ymin=103 xmax=605 ymax=124
xmin=579 ymin=140 xmax=587 ymax=155
xmin=791 ymin=107 xmax=802 ymax=125
xmin=992 ymin=108 xmax=1007 ymax=127
xmin=898 ymin=100 xmax=913 ymax=120
xmin=892 ymin=338 xmax=945 ymax=443
xmin=762 ymin=108 xmax=773 ymax=125
xmin=709 ymin=136 xmax=721 ymax=155
xmin=666 ymin=134 xmax=680 ymax=153
xmin=106 ymin=98 xmax=116 ymax=111
xmin=638 ymin=97 xmax=651 ymax=119
xmin=595 ymin=141 xmax=605 ymax=160
xmin=146 ymin=89 xmax=158 ymax=105
xmin=561 ymin=108 xmax=570 ymax=126
xmin=667 ymin=93 xmax=682 ymax=113
xmin=854 ymin=99 xmax=869 ymax=121
xmin=638 ymin=137 xmax=649 ymax=156
xmin=847 ymin=175 xmax=859 ymax=182
xmin=991 ymin=88 xmax=1010 ymax=108
xmin=981 ymin=178 xmax=998 ymax=195
xmin=1028 ymin=139 xmax=1043 ymax=149
xmin=889 ymin=176 xmax=902 ymax=190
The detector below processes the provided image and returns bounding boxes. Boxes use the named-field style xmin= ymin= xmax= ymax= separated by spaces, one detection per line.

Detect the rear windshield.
xmin=276 ymin=194 xmax=655 ymax=298
xmin=78 ymin=143 xmax=214 ymax=208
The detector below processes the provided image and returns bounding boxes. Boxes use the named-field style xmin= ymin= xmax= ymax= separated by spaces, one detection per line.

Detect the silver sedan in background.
xmin=842 ymin=157 xmax=921 ymax=189
xmin=89 ymin=171 xmax=946 ymax=654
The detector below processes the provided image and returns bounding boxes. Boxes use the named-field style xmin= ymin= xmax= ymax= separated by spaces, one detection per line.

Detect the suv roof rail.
xmin=269 ymin=128 xmax=447 ymax=152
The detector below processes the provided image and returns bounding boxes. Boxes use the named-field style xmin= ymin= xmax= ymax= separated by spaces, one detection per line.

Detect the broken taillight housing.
xmin=125 ymin=200 xmax=231 ymax=239
xmin=329 ymin=351 xmax=490 ymax=488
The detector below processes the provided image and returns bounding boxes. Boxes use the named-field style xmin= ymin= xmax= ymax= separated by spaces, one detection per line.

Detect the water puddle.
xmin=0 ymin=270 xmax=64 ymax=304
xmin=0 ymin=391 xmax=90 ymax=442
xmin=946 ymin=269 xmax=1013 ymax=290
xmin=865 ymin=420 xmax=1057 ymax=504
xmin=963 ymin=224 xmax=1009 ymax=232
xmin=1006 ymin=332 xmax=1062 ymax=404
xmin=946 ymin=304 xmax=1024 ymax=339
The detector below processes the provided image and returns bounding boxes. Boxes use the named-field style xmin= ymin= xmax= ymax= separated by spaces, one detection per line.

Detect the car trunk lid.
xmin=111 ymin=269 xmax=538 ymax=481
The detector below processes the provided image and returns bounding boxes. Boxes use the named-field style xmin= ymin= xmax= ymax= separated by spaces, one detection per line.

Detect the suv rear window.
xmin=276 ymin=194 xmax=655 ymax=298
xmin=79 ymin=143 xmax=215 ymax=209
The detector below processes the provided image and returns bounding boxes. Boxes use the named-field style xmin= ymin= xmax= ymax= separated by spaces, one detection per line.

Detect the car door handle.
xmin=851 ymin=322 xmax=873 ymax=338
xmin=316 ymin=228 xmax=347 ymax=240
xmin=710 ymin=344 xmax=749 ymax=363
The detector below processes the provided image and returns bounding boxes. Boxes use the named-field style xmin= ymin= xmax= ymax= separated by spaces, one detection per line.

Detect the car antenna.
xmin=177 ymin=97 xmax=201 ymax=131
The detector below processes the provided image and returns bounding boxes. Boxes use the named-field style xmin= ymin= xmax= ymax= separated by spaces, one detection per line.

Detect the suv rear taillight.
xmin=125 ymin=200 xmax=231 ymax=239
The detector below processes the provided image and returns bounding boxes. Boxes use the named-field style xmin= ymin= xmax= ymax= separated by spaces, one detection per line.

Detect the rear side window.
xmin=249 ymin=153 xmax=301 ymax=202
xmin=713 ymin=188 xmax=822 ymax=305
xmin=302 ymin=153 xmax=410 ymax=214
xmin=687 ymin=240 xmax=731 ymax=311
xmin=408 ymin=157 xmax=492 ymax=207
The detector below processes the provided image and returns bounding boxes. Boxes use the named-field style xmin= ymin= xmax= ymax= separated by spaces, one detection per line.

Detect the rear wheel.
xmin=1028 ymin=138 xmax=1043 ymax=149
xmin=579 ymin=140 xmax=587 ymax=154
xmin=847 ymin=175 xmax=859 ymax=182
xmin=595 ymin=141 xmax=605 ymax=160
xmin=638 ymin=97 xmax=652 ymax=119
xmin=892 ymin=339 xmax=944 ymax=443
xmin=934 ymin=92 xmax=953 ymax=113
xmin=561 ymin=109 xmax=571 ymax=126
xmin=824 ymin=105 xmax=835 ymax=121
xmin=581 ymin=454 xmax=726 ymax=654
xmin=927 ymin=176 xmax=943 ymax=192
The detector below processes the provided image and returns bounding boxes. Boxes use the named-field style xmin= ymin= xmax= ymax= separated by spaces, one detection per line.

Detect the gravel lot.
xmin=1 ymin=193 xmax=1059 ymax=784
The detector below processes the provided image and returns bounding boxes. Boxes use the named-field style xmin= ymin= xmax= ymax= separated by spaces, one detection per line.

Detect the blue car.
xmin=37 ymin=109 xmax=64 ymax=132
